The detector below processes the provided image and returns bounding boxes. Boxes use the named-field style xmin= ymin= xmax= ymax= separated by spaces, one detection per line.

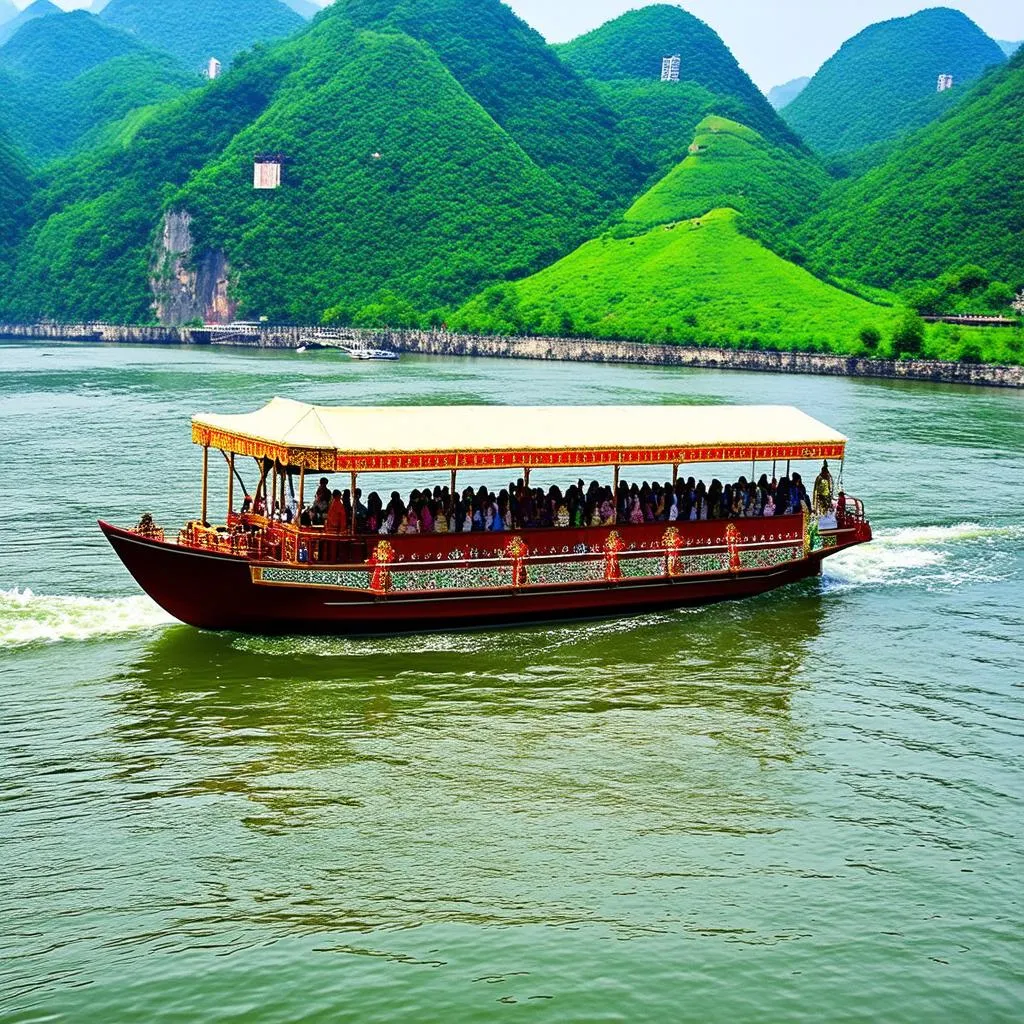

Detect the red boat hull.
xmin=99 ymin=518 xmax=864 ymax=635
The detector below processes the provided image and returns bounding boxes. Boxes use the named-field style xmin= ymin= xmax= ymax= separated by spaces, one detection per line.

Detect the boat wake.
xmin=824 ymin=522 xmax=1022 ymax=592
xmin=0 ymin=588 xmax=174 ymax=650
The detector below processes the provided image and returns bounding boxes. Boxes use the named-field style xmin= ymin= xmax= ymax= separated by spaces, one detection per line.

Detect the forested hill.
xmin=99 ymin=0 xmax=305 ymax=70
xmin=0 ymin=11 xmax=197 ymax=163
xmin=336 ymin=0 xmax=646 ymax=206
xmin=783 ymin=7 xmax=1006 ymax=156
xmin=0 ymin=0 xmax=60 ymax=45
xmin=3 ymin=13 xmax=605 ymax=324
xmin=0 ymin=125 xmax=32 ymax=288
xmin=797 ymin=48 xmax=1024 ymax=289
xmin=556 ymin=4 xmax=801 ymax=161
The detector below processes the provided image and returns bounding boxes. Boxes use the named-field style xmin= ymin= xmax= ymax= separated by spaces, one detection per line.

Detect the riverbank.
xmin=2 ymin=322 xmax=1021 ymax=388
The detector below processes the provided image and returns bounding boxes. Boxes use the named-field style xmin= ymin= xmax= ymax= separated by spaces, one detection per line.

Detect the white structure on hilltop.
xmin=253 ymin=154 xmax=284 ymax=190
xmin=207 ymin=57 xmax=222 ymax=80
xmin=661 ymin=55 xmax=681 ymax=82
xmin=937 ymin=73 xmax=954 ymax=92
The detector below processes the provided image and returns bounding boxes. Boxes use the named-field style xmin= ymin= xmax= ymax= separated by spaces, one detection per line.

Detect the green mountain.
xmin=621 ymin=115 xmax=829 ymax=254
xmin=451 ymin=207 xmax=899 ymax=353
xmin=783 ymin=7 xmax=1006 ymax=156
xmin=556 ymin=4 xmax=802 ymax=171
xmin=99 ymin=0 xmax=305 ymax=71
xmin=767 ymin=76 xmax=809 ymax=110
xmin=337 ymin=0 xmax=646 ymax=206
xmin=0 ymin=123 xmax=32 ymax=288
xmin=798 ymin=48 xmax=1024 ymax=291
xmin=0 ymin=0 xmax=61 ymax=45
xmin=0 ymin=11 xmax=198 ymax=163
xmin=4 ymin=12 xmax=596 ymax=324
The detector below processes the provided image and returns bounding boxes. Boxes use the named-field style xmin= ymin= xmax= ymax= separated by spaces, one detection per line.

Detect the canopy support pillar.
xmin=350 ymin=471 xmax=357 ymax=536
xmin=672 ymin=464 xmax=679 ymax=486
xmin=613 ymin=464 xmax=620 ymax=524
xmin=201 ymin=446 xmax=209 ymax=525
xmin=523 ymin=467 xmax=531 ymax=487
xmin=271 ymin=461 xmax=279 ymax=519
xmin=298 ymin=467 xmax=305 ymax=517
xmin=227 ymin=453 xmax=234 ymax=519
xmin=450 ymin=469 xmax=457 ymax=496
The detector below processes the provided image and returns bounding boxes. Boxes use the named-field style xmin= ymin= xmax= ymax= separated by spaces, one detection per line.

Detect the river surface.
xmin=1 ymin=342 xmax=1022 ymax=1022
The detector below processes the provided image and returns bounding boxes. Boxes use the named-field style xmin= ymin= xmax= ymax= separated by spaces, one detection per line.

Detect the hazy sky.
xmin=43 ymin=0 xmax=1024 ymax=89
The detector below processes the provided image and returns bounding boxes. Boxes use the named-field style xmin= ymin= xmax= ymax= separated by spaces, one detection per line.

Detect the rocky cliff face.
xmin=150 ymin=211 xmax=236 ymax=325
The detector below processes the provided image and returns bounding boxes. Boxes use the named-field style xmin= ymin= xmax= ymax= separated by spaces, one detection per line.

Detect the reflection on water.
xmin=97 ymin=593 xmax=825 ymax=853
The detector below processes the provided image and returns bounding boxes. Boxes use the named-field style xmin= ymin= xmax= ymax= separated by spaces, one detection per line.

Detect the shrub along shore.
xmin=1 ymin=323 xmax=1021 ymax=389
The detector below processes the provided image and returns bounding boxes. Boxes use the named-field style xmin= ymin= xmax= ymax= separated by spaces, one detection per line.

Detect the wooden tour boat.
xmin=100 ymin=401 xmax=872 ymax=635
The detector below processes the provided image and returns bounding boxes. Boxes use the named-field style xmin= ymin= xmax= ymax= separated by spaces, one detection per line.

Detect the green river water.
xmin=1 ymin=342 xmax=1021 ymax=1022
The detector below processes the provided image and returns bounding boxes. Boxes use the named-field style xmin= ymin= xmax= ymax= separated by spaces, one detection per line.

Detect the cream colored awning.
xmin=192 ymin=399 xmax=847 ymax=472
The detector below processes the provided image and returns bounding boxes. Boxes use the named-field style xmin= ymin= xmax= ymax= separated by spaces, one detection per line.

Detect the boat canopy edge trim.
xmin=191 ymin=400 xmax=848 ymax=472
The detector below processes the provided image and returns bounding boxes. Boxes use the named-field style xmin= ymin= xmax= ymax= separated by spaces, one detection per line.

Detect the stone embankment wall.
xmin=1 ymin=322 xmax=1021 ymax=389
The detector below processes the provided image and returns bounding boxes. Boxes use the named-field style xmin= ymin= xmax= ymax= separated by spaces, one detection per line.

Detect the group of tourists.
xmin=286 ymin=462 xmax=837 ymax=537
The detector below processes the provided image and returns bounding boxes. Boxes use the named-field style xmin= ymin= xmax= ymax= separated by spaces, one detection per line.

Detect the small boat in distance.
xmin=347 ymin=347 xmax=399 ymax=361
xmin=99 ymin=402 xmax=871 ymax=636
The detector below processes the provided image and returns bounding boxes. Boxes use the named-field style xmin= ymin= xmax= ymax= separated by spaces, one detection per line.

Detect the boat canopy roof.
xmin=192 ymin=399 xmax=847 ymax=473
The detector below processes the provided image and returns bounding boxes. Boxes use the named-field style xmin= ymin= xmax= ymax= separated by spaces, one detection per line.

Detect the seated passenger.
xmin=325 ymin=489 xmax=347 ymax=534
xmin=312 ymin=478 xmax=331 ymax=523
xmin=434 ymin=507 xmax=449 ymax=533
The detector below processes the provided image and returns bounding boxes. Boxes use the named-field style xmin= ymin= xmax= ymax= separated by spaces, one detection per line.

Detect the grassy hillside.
xmin=556 ymin=3 xmax=802 ymax=165
xmin=100 ymin=0 xmax=305 ymax=71
xmin=3 ymin=14 xmax=590 ymax=324
xmin=783 ymin=7 xmax=1006 ymax=156
xmin=337 ymin=0 xmax=646 ymax=207
xmin=452 ymin=208 xmax=901 ymax=352
xmin=621 ymin=116 xmax=830 ymax=253
xmin=0 ymin=11 xmax=197 ymax=163
xmin=798 ymin=48 xmax=1024 ymax=291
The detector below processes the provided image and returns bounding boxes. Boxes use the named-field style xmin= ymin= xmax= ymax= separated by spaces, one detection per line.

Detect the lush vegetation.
xmin=0 ymin=12 xmax=197 ymax=163
xmin=175 ymin=23 xmax=587 ymax=320
xmin=452 ymin=209 xmax=903 ymax=352
xmin=100 ymin=0 xmax=304 ymax=71
xmin=0 ymin=124 xmax=32 ymax=290
xmin=798 ymin=49 xmax=1024 ymax=293
xmin=783 ymin=7 xmax=1006 ymax=156
xmin=620 ymin=116 xmax=830 ymax=256
xmin=3 ymin=12 xmax=592 ymax=323
xmin=556 ymin=4 xmax=801 ymax=153
xmin=1 ymin=0 xmax=1020 ymax=367
xmin=337 ymin=0 xmax=647 ymax=206
xmin=3 ymin=45 xmax=297 ymax=322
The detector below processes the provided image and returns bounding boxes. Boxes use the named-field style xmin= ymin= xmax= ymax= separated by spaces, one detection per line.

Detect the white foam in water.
xmin=0 ymin=588 xmax=174 ymax=649
xmin=825 ymin=522 xmax=1021 ymax=591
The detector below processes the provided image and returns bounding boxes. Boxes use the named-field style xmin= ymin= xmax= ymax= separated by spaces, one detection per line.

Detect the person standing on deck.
xmin=813 ymin=461 xmax=834 ymax=514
